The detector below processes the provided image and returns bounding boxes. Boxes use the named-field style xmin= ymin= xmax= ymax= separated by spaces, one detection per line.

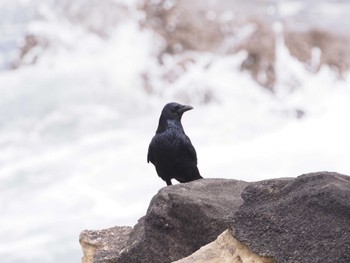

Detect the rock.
xmin=173 ymin=229 xmax=275 ymax=263
xmin=140 ymin=0 xmax=350 ymax=92
xmin=80 ymin=178 xmax=249 ymax=263
xmin=234 ymin=172 xmax=350 ymax=263
xmin=79 ymin=172 xmax=350 ymax=263
xmin=119 ymin=178 xmax=248 ymax=263
xmin=140 ymin=0 xmax=228 ymax=54
xmin=79 ymin=226 xmax=132 ymax=263
xmin=284 ymin=29 xmax=350 ymax=77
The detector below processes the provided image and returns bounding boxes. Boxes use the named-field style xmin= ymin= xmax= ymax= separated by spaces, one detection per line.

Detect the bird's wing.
xmin=182 ymin=136 xmax=198 ymax=164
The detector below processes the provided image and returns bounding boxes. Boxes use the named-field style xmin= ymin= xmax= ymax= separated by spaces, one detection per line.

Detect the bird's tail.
xmin=195 ymin=174 xmax=203 ymax=180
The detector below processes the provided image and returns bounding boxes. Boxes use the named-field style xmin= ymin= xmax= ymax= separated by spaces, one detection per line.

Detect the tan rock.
xmin=173 ymin=229 xmax=275 ymax=263
xmin=79 ymin=226 xmax=132 ymax=263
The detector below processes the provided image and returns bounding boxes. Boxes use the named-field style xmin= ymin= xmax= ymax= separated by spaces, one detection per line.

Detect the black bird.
xmin=147 ymin=102 xmax=203 ymax=186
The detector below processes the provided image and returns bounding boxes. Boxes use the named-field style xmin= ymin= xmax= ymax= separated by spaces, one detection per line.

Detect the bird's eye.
xmin=174 ymin=105 xmax=180 ymax=111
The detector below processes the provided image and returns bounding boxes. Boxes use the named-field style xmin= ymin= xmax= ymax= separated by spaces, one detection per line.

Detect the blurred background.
xmin=1 ymin=0 xmax=350 ymax=262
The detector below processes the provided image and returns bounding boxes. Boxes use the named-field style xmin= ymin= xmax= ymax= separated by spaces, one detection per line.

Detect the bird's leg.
xmin=166 ymin=179 xmax=172 ymax=186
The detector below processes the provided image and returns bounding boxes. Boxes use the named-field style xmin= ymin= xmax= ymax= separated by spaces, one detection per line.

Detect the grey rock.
xmin=80 ymin=172 xmax=350 ymax=263
xmin=116 ymin=178 xmax=249 ymax=263
xmin=234 ymin=172 xmax=350 ymax=263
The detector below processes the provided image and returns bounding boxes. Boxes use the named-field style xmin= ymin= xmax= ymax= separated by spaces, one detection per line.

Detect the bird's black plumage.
xmin=147 ymin=102 xmax=202 ymax=186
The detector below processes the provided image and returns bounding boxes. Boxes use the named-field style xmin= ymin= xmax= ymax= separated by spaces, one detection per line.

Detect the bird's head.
xmin=161 ymin=102 xmax=193 ymax=121
xmin=155 ymin=102 xmax=193 ymax=133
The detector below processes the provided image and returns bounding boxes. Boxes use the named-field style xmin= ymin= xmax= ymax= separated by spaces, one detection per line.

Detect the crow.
xmin=147 ymin=102 xmax=203 ymax=186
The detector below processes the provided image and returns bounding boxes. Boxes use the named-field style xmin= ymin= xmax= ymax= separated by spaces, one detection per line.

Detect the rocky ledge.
xmin=79 ymin=172 xmax=350 ymax=263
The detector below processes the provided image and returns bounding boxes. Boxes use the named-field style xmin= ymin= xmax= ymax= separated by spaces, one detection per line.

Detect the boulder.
xmin=79 ymin=172 xmax=350 ymax=263
xmin=80 ymin=178 xmax=249 ymax=263
xmin=79 ymin=226 xmax=132 ymax=263
xmin=173 ymin=229 xmax=275 ymax=263
xmin=234 ymin=172 xmax=350 ymax=263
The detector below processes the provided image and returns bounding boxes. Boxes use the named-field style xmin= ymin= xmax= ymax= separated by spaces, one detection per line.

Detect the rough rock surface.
xmin=234 ymin=172 xmax=350 ymax=263
xmin=174 ymin=229 xmax=275 ymax=263
xmin=80 ymin=178 xmax=249 ymax=263
xmin=80 ymin=172 xmax=350 ymax=263
xmin=79 ymin=226 xmax=132 ymax=263
xmin=119 ymin=178 xmax=248 ymax=263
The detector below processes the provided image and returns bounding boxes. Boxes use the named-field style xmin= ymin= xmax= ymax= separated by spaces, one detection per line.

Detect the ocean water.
xmin=0 ymin=1 xmax=350 ymax=262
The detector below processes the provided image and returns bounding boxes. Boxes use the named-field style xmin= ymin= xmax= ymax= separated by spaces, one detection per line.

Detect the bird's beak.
xmin=178 ymin=105 xmax=193 ymax=114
